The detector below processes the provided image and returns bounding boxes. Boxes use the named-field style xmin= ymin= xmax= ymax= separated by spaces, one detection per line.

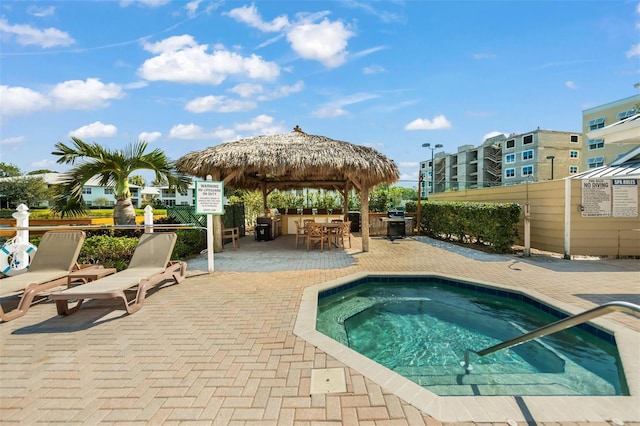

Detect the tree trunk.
xmin=114 ymin=197 xmax=136 ymax=225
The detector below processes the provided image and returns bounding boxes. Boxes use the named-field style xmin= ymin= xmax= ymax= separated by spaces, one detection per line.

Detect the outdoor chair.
xmin=222 ymin=227 xmax=240 ymax=250
xmin=337 ymin=221 xmax=352 ymax=248
xmin=294 ymin=220 xmax=307 ymax=249
xmin=306 ymin=222 xmax=330 ymax=252
xmin=49 ymin=232 xmax=187 ymax=316
xmin=0 ymin=230 xmax=86 ymax=322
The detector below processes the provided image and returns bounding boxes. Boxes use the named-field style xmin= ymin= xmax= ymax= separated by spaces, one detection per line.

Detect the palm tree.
xmin=51 ymin=137 xmax=191 ymax=225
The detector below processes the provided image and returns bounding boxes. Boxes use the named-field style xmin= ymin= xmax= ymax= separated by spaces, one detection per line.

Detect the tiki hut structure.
xmin=175 ymin=126 xmax=399 ymax=252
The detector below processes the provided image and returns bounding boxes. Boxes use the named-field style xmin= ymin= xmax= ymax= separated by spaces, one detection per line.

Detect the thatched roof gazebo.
xmin=175 ymin=126 xmax=399 ymax=252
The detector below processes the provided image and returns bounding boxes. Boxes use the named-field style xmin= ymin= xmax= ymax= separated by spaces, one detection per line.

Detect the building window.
xmin=587 ymin=138 xmax=605 ymax=150
xmin=82 ymin=188 xmax=92 ymax=195
xmin=522 ymin=150 xmax=534 ymax=161
xmin=587 ymin=117 xmax=605 ymax=130
xmin=506 ymin=139 xmax=515 ymax=149
xmin=522 ymin=134 xmax=533 ymax=144
xmin=570 ymin=150 xmax=579 ymax=158
xmin=505 ymin=153 xmax=515 ymax=163
xmin=521 ymin=165 xmax=533 ymax=176
xmin=162 ymin=189 xmax=176 ymax=197
xmin=569 ymin=166 xmax=578 ymax=174
xmin=164 ymin=199 xmax=176 ymax=207
xmin=104 ymin=188 xmax=114 ymax=195
xmin=505 ymin=168 xmax=515 ymax=178
xmin=179 ymin=190 xmax=188 ymax=196
xmin=570 ymin=134 xmax=579 ymax=143
xmin=616 ymin=108 xmax=637 ymax=121
xmin=587 ymin=157 xmax=604 ymax=169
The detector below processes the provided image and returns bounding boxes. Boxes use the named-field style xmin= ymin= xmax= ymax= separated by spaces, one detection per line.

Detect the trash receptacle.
xmin=255 ymin=223 xmax=271 ymax=241
xmin=348 ymin=212 xmax=360 ymax=232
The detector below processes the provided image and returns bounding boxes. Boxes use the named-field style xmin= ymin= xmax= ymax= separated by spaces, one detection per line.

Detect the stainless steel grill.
xmin=383 ymin=209 xmax=406 ymax=240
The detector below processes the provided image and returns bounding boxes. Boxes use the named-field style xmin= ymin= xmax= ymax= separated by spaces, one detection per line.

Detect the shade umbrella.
xmin=176 ymin=126 xmax=400 ymax=252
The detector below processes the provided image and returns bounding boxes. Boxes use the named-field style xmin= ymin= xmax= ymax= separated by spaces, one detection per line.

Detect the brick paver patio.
xmin=1 ymin=232 xmax=639 ymax=425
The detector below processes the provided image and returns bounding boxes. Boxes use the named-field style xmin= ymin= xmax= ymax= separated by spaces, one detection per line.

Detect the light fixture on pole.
xmin=546 ymin=155 xmax=555 ymax=180
xmin=422 ymin=143 xmax=443 ymax=195
xmin=416 ymin=167 xmax=423 ymax=234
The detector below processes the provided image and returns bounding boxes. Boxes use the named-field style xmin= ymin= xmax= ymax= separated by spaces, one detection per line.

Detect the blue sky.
xmin=1 ymin=0 xmax=639 ymax=187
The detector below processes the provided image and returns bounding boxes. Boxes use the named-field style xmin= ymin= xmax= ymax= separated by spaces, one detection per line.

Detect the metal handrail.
xmin=462 ymin=301 xmax=640 ymax=372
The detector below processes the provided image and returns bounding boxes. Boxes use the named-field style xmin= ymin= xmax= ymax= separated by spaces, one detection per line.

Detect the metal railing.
xmin=462 ymin=301 xmax=640 ymax=372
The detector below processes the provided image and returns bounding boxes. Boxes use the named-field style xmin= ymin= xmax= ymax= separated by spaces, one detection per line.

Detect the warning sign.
xmin=581 ymin=178 xmax=638 ymax=217
xmin=195 ymin=181 xmax=224 ymax=215
xmin=581 ymin=179 xmax=611 ymax=217
xmin=612 ymin=179 xmax=638 ymax=217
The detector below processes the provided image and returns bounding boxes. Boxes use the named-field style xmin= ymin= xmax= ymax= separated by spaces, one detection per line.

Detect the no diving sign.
xmin=195 ymin=181 xmax=224 ymax=215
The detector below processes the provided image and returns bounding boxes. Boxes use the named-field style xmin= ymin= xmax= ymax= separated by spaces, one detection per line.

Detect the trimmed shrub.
xmin=420 ymin=201 xmax=521 ymax=253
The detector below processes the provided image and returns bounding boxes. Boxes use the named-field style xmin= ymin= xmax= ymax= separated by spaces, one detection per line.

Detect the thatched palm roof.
xmin=175 ymin=127 xmax=399 ymax=191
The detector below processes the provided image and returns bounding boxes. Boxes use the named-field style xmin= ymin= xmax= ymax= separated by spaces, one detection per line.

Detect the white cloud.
xmin=0 ymin=85 xmax=51 ymax=117
xmin=312 ymin=92 xmax=377 ymax=118
xmin=626 ymin=43 xmax=640 ymax=58
xmin=0 ymin=136 xmax=26 ymax=146
xmin=185 ymin=0 xmax=201 ymax=18
xmin=234 ymin=114 xmax=277 ymax=132
xmin=0 ymin=17 xmax=74 ymax=48
xmin=0 ymin=79 xmax=123 ymax=118
xmin=224 ymin=4 xmax=289 ymax=32
xmin=312 ymin=107 xmax=349 ymax=118
xmin=50 ymin=78 xmax=125 ymax=110
xmin=229 ymin=83 xmax=264 ymax=98
xmin=138 ymin=131 xmax=162 ymax=142
xmin=168 ymin=123 xmax=209 ymax=139
xmin=286 ymin=18 xmax=354 ymax=68
xmin=258 ymin=81 xmax=304 ymax=101
xmin=565 ymin=81 xmax=577 ymax=90
xmin=185 ymin=95 xmax=256 ymax=113
xmin=363 ymin=64 xmax=386 ymax=74
xmin=69 ymin=121 xmax=118 ymax=139
xmin=168 ymin=115 xmax=287 ymax=141
xmin=27 ymin=6 xmax=55 ymax=17
xmin=119 ymin=0 xmax=170 ymax=7
xmin=405 ymin=115 xmax=452 ymax=130
xmin=139 ymin=35 xmax=280 ymax=84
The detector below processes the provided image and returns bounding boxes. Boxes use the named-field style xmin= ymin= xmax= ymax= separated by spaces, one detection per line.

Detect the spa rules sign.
xmin=581 ymin=178 xmax=638 ymax=217
xmin=195 ymin=181 xmax=224 ymax=215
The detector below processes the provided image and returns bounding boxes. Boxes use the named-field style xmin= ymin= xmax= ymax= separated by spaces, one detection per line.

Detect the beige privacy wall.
xmin=431 ymin=179 xmax=640 ymax=258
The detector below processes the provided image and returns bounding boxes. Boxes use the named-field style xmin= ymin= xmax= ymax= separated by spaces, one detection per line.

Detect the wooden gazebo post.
xmin=360 ymin=184 xmax=370 ymax=252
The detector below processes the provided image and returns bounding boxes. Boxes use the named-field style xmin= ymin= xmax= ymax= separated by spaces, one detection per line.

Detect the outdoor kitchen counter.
xmin=282 ymin=214 xmax=345 ymax=234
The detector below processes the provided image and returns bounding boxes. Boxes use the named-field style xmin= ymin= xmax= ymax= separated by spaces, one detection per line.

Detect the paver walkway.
xmin=1 ymin=233 xmax=639 ymax=425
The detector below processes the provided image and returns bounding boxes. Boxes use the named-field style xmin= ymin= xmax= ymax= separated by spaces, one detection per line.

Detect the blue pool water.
xmin=316 ymin=276 xmax=628 ymax=396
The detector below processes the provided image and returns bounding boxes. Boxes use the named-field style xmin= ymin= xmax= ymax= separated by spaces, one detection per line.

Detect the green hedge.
xmin=416 ymin=201 xmax=521 ymax=253
xmin=29 ymin=229 xmax=206 ymax=271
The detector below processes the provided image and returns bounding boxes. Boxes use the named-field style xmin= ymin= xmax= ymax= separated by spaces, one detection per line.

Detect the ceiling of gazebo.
xmin=175 ymin=127 xmax=399 ymax=192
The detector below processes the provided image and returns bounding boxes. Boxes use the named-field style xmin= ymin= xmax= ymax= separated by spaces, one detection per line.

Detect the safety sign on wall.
xmin=581 ymin=178 xmax=638 ymax=217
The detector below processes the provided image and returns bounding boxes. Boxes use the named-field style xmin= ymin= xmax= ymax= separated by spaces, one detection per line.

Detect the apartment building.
xmin=419 ymin=129 xmax=581 ymax=197
xmin=582 ymin=94 xmax=639 ymax=170
xmin=500 ymin=129 xmax=582 ymax=185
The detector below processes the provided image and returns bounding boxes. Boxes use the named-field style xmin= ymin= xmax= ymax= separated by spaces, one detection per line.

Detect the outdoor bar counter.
xmin=277 ymin=209 xmax=345 ymax=235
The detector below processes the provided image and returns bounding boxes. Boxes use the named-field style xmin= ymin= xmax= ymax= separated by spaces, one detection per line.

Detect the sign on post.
xmin=195 ymin=179 xmax=224 ymax=274
xmin=195 ymin=181 xmax=224 ymax=215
